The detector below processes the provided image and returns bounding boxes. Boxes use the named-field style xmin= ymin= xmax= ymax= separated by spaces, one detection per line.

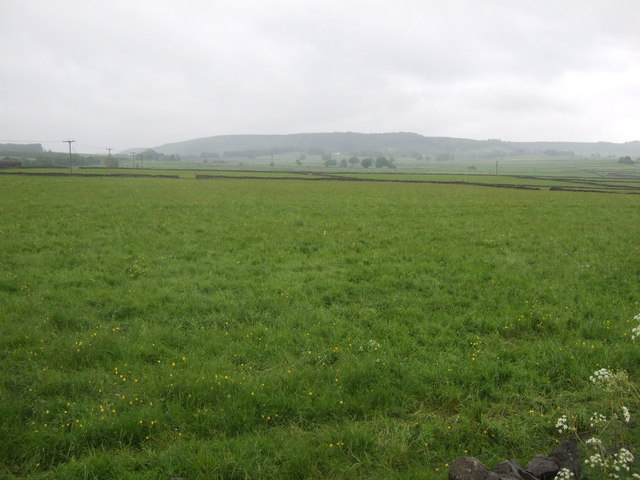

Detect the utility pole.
xmin=130 ymin=152 xmax=136 ymax=168
xmin=495 ymin=160 xmax=499 ymax=176
xmin=140 ymin=152 xmax=143 ymax=170
xmin=106 ymin=147 xmax=113 ymax=158
xmin=63 ymin=139 xmax=75 ymax=174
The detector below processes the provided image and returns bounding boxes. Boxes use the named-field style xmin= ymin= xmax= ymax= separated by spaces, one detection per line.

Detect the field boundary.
xmin=4 ymin=170 xmax=640 ymax=194
xmin=0 ymin=171 xmax=180 ymax=179
xmin=194 ymin=173 xmax=542 ymax=191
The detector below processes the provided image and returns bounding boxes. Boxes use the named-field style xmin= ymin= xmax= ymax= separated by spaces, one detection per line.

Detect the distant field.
xmin=7 ymin=152 xmax=640 ymax=177
xmin=5 ymin=163 xmax=640 ymax=193
xmin=1 ymin=175 xmax=640 ymax=479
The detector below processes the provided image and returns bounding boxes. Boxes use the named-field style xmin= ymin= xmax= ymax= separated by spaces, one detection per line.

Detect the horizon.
xmin=3 ymin=131 xmax=640 ymax=156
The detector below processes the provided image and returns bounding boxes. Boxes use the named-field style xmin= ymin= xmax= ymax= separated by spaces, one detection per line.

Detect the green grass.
xmin=1 ymin=175 xmax=639 ymax=479
xmin=8 ymin=155 xmax=640 ymax=192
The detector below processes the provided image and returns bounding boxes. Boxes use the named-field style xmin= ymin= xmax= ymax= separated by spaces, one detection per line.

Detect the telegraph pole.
xmin=63 ymin=139 xmax=75 ymax=174
xmin=106 ymin=147 xmax=113 ymax=158
xmin=130 ymin=152 xmax=136 ymax=168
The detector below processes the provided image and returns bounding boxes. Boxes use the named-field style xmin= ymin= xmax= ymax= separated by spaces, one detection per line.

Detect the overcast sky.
xmin=1 ymin=1 xmax=639 ymax=153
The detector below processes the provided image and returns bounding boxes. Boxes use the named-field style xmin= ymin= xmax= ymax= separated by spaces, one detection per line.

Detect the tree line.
xmin=321 ymin=155 xmax=396 ymax=168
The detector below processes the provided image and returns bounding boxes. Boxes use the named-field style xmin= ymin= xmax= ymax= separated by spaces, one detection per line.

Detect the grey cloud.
xmin=0 ymin=0 xmax=639 ymax=151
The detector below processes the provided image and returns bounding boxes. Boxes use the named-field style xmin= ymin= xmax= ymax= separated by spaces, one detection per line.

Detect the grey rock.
xmin=450 ymin=457 xmax=501 ymax=480
xmin=493 ymin=459 xmax=539 ymax=480
xmin=449 ymin=438 xmax=582 ymax=480
xmin=549 ymin=439 xmax=581 ymax=478
xmin=526 ymin=455 xmax=559 ymax=480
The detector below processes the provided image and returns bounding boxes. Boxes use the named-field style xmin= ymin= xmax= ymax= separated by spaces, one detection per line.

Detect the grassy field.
xmin=1 ymin=174 xmax=640 ymax=479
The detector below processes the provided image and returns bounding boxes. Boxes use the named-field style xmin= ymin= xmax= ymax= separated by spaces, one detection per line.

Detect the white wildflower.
xmin=585 ymin=452 xmax=607 ymax=469
xmin=585 ymin=437 xmax=604 ymax=449
xmin=632 ymin=314 xmax=640 ymax=340
xmin=590 ymin=368 xmax=614 ymax=386
xmin=554 ymin=468 xmax=575 ymax=480
xmin=590 ymin=412 xmax=607 ymax=428
xmin=555 ymin=415 xmax=569 ymax=434
xmin=610 ymin=448 xmax=633 ymax=474
xmin=622 ymin=406 xmax=631 ymax=424
xmin=616 ymin=447 xmax=634 ymax=465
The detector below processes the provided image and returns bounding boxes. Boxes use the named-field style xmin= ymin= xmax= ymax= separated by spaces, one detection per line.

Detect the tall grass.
xmin=1 ymin=176 xmax=639 ymax=479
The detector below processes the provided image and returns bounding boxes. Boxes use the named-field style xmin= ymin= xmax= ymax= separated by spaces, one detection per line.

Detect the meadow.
xmin=1 ymin=173 xmax=640 ymax=479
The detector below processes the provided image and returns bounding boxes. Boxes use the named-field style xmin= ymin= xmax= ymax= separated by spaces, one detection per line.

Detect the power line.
xmin=75 ymin=141 xmax=115 ymax=151
xmin=63 ymin=139 xmax=75 ymax=174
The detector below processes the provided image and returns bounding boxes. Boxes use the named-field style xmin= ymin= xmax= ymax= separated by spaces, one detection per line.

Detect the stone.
xmin=493 ymin=459 xmax=539 ymax=480
xmin=449 ymin=438 xmax=582 ymax=480
xmin=526 ymin=455 xmax=559 ymax=480
xmin=449 ymin=456 xmax=500 ymax=480
xmin=549 ymin=439 xmax=581 ymax=478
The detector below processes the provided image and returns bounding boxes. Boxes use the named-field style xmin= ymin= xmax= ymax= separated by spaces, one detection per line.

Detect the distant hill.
xmin=0 ymin=143 xmax=44 ymax=157
xmin=123 ymin=133 xmax=640 ymax=159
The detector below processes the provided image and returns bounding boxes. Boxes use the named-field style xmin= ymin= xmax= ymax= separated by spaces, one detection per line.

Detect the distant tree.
xmin=340 ymin=159 xmax=347 ymax=168
xmin=0 ymin=157 xmax=21 ymax=169
xmin=375 ymin=156 xmax=395 ymax=168
xmin=321 ymin=153 xmax=333 ymax=162
xmin=324 ymin=158 xmax=338 ymax=167
xmin=348 ymin=156 xmax=359 ymax=165
xmin=141 ymin=148 xmax=163 ymax=161
xmin=296 ymin=158 xmax=303 ymax=166
xmin=618 ymin=156 xmax=634 ymax=165
xmin=360 ymin=158 xmax=373 ymax=168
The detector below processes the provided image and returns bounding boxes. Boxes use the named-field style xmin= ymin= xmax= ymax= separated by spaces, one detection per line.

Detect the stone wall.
xmin=449 ymin=439 xmax=580 ymax=480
